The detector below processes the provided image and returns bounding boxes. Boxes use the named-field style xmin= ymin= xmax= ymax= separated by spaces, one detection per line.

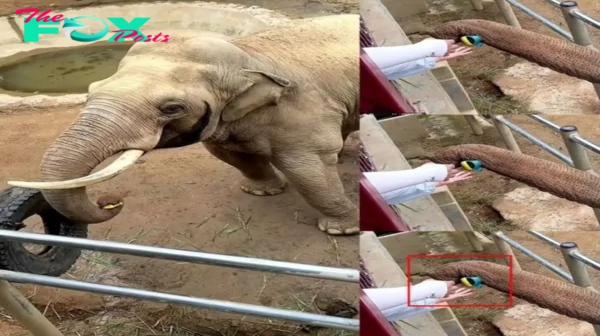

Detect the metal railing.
xmin=494 ymin=0 xmax=600 ymax=99
xmin=492 ymin=114 xmax=600 ymax=224
xmin=0 ymin=230 xmax=359 ymax=335
xmin=492 ymin=231 xmax=600 ymax=334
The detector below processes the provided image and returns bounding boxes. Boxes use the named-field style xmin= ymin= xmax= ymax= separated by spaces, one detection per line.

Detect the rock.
xmin=494 ymin=303 xmax=596 ymax=336
xmin=492 ymin=186 xmax=598 ymax=231
xmin=493 ymin=62 xmax=600 ymax=115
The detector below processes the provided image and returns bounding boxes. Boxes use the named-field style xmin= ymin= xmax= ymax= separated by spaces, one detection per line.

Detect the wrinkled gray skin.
xmin=40 ymin=15 xmax=360 ymax=235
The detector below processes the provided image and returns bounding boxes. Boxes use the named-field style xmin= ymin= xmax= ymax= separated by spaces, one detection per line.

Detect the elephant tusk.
xmin=7 ymin=150 xmax=145 ymax=190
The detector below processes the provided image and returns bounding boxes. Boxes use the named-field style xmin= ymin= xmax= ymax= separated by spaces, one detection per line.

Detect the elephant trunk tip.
xmin=40 ymin=188 xmax=125 ymax=224
xmin=97 ymin=194 xmax=125 ymax=211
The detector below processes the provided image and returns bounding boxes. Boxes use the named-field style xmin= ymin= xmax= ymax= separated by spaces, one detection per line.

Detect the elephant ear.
xmin=221 ymin=70 xmax=293 ymax=122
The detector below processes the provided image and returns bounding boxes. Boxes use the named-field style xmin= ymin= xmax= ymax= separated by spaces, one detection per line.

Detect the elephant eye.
xmin=160 ymin=102 xmax=186 ymax=115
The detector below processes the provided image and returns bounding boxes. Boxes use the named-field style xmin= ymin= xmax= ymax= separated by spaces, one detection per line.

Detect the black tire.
xmin=0 ymin=187 xmax=88 ymax=276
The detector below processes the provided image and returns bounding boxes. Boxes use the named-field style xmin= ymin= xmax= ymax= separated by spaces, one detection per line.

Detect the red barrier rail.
xmin=360 ymin=50 xmax=416 ymax=116
xmin=360 ymin=292 xmax=402 ymax=336
xmin=360 ymin=257 xmax=402 ymax=336
xmin=358 ymin=141 xmax=410 ymax=232
xmin=359 ymin=17 xmax=416 ymax=116
xmin=360 ymin=175 xmax=410 ymax=232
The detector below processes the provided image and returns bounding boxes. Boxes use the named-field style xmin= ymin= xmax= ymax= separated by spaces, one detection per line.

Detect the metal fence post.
xmin=494 ymin=0 xmax=521 ymax=28
xmin=491 ymin=233 xmax=522 ymax=270
xmin=560 ymin=242 xmax=595 ymax=289
xmin=464 ymin=232 xmax=484 ymax=252
xmin=492 ymin=117 xmax=522 ymax=153
xmin=560 ymin=126 xmax=600 ymax=225
xmin=560 ymin=2 xmax=593 ymax=46
xmin=560 ymin=126 xmax=593 ymax=171
xmin=0 ymin=280 xmax=64 ymax=336
xmin=559 ymin=1 xmax=600 ymax=100
xmin=559 ymin=242 xmax=600 ymax=335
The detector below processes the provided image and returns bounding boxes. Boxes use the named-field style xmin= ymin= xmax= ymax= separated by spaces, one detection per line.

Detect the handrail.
xmin=0 ymin=230 xmax=358 ymax=282
xmin=0 ymin=269 xmax=358 ymax=330
xmin=493 ymin=115 xmax=573 ymax=165
xmin=492 ymin=231 xmax=600 ymax=335
xmin=0 ymin=229 xmax=360 ymax=334
xmin=492 ymin=114 xmax=600 ymax=225
xmin=503 ymin=0 xmax=573 ymax=39
xmin=493 ymin=232 xmax=573 ymax=281
xmin=495 ymin=0 xmax=600 ymax=99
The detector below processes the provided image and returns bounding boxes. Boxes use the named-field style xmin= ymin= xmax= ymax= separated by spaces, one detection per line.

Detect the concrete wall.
xmin=381 ymin=0 xmax=428 ymax=20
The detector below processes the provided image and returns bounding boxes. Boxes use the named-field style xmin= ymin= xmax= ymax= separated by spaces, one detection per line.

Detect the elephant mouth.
xmin=7 ymin=150 xmax=144 ymax=190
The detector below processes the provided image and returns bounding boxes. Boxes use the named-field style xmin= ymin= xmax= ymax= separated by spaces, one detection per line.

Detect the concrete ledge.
xmin=360 ymin=114 xmax=455 ymax=230
xmin=379 ymin=115 xmax=428 ymax=158
xmin=0 ymin=1 xmax=290 ymax=112
xmin=0 ymin=18 xmax=21 ymax=46
xmin=359 ymin=0 xmax=460 ymax=115
xmin=360 ymin=232 xmax=448 ymax=336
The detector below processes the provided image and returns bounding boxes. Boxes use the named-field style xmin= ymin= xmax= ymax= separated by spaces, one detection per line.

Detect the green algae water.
xmin=0 ymin=45 xmax=132 ymax=95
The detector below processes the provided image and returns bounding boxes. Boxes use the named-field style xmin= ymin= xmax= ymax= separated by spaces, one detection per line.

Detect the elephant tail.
xmin=424 ymin=144 xmax=600 ymax=208
xmin=429 ymin=19 xmax=600 ymax=83
xmin=426 ymin=261 xmax=600 ymax=324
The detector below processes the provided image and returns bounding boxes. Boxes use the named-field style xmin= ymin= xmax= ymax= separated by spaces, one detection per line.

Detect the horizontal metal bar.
xmin=0 ymin=231 xmax=358 ymax=283
xmin=571 ymin=8 xmax=600 ymax=30
xmin=570 ymin=250 xmax=600 ymax=271
xmin=570 ymin=134 xmax=600 ymax=155
xmin=493 ymin=232 xmax=574 ymax=282
xmin=493 ymin=116 xmax=574 ymax=165
xmin=527 ymin=114 xmax=562 ymax=132
xmin=505 ymin=0 xmax=573 ymax=40
xmin=0 ymin=270 xmax=359 ymax=331
xmin=527 ymin=231 xmax=562 ymax=249
xmin=544 ymin=0 xmax=561 ymax=7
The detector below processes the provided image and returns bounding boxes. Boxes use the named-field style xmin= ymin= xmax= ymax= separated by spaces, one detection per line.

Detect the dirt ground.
xmin=412 ymin=231 xmax=600 ymax=336
xmin=406 ymin=0 xmax=600 ymax=116
xmin=409 ymin=114 xmax=600 ymax=231
xmin=0 ymin=1 xmax=359 ymax=335
xmin=0 ymin=0 xmax=358 ymax=18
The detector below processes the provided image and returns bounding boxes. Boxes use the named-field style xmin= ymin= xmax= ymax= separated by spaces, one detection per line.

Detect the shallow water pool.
xmin=0 ymin=45 xmax=132 ymax=94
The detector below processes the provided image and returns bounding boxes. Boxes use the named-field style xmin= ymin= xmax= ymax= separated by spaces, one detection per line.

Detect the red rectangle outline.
xmin=406 ymin=254 xmax=514 ymax=308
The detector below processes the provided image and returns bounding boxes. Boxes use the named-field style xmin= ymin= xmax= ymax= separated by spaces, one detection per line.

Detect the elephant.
xmin=429 ymin=19 xmax=600 ymax=84
xmin=9 ymin=14 xmax=360 ymax=235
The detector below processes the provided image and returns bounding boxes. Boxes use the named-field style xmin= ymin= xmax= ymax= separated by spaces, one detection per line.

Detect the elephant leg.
xmin=204 ymin=144 xmax=286 ymax=196
xmin=272 ymin=152 xmax=358 ymax=235
xmin=338 ymin=130 xmax=352 ymax=164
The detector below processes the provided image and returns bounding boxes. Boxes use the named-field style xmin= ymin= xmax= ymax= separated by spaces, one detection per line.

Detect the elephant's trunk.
xmin=425 ymin=144 xmax=600 ymax=208
xmin=39 ymin=110 xmax=136 ymax=224
xmin=426 ymin=261 xmax=600 ymax=324
xmin=429 ymin=19 xmax=600 ymax=83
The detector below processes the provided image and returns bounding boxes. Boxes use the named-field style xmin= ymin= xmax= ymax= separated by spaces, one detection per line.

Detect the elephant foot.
xmin=240 ymin=176 xmax=286 ymax=196
xmin=318 ymin=216 xmax=359 ymax=236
